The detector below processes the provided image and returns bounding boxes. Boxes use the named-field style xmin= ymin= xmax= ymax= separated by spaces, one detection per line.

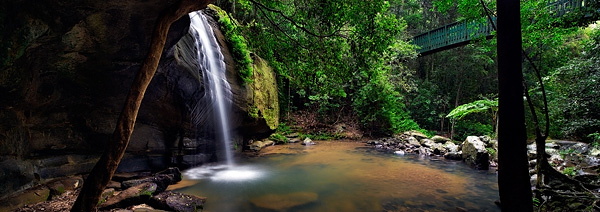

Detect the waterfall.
xmin=188 ymin=11 xmax=234 ymax=166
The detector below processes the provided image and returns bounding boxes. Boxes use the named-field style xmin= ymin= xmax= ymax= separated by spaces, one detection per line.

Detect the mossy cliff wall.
xmin=204 ymin=5 xmax=279 ymax=137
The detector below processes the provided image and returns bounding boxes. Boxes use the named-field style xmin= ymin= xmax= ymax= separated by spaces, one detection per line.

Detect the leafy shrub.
xmin=353 ymin=68 xmax=421 ymax=135
xmin=276 ymin=122 xmax=292 ymax=135
xmin=562 ymin=167 xmax=576 ymax=177
xmin=211 ymin=5 xmax=254 ymax=83
xmin=406 ymin=81 xmax=449 ymax=130
xmin=486 ymin=147 xmax=496 ymax=157
xmin=269 ymin=133 xmax=287 ymax=144
xmin=453 ymin=121 xmax=492 ymax=141
xmin=547 ymin=28 xmax=600 ymax=140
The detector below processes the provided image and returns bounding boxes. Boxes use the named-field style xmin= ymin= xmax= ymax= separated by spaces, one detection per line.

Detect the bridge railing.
xmin=412 ymin=17 xmax=496 ymax=55
xmin=412 ymin=0 xmax=596 ymax=55
xmin=548 ymin=0 xmax=584 ymax=17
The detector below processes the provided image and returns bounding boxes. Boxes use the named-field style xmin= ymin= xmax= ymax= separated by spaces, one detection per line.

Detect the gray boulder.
xmin=302 ymin=138 xmax=315 ymax=146
xmin=249 ymin=139 xmax=275 ymax=151
xmin=444 ymin=151 xmax=463 ymax=160
xmin=407 ymin=136 xmax=421 ymax=147
xmin=461 ymin=136 xmax=489 ymax=170
xmin=420 ymin=139 xmax=436 ymax=147
xmin=431 ymin=135 xmax=451 ymax=143
xmin=430 ymin=143 xmax=446 ymax=155
xmin=404 ymin=131 xmax=429 ymax=140
xmin=443 ymin=141 xmax=460 ymax=153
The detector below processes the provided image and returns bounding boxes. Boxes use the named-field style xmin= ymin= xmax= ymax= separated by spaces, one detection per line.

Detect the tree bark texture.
xmin=496 ymin=0 xmax=534 ymax=211
xmin=70 ymin=0 xmax=211 ymax=211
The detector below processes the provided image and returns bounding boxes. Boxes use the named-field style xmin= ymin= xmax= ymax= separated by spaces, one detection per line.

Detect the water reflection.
xmin=176 ymin=142 xmax=500 ymax=212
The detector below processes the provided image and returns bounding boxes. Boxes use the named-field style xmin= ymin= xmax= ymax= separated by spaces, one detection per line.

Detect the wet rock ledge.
xmin=2 ymin=167 xmax=204 ymax=212
xmin=366 ymin=131 xmax=497 ymax=170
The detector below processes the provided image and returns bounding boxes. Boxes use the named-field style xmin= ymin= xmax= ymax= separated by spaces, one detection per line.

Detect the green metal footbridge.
xmin=412 ymin=0 xmax=599 ymax=56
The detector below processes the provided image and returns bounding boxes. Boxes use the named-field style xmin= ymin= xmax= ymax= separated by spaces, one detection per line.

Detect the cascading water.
xmin=183 ymin=10 xmax=263 ymax=183
xmin=189 ymin=11 xmax=234 ymax=166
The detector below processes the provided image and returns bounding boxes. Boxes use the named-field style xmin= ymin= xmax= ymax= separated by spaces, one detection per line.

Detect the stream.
xmin=175 ymin=141 xmax=500 ymax=212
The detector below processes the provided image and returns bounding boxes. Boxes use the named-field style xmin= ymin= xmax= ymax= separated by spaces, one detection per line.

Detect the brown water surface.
xmin=176 ymin=141 xmax=499 ymax=212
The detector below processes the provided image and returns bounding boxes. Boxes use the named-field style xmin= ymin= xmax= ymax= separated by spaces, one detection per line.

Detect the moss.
xmin=248 ymin=105 xmax=259 ymax=119
xmin=249 ymin=56 xmax=279 ymax=130
xmin=208 ymin=5 xmax=253 ymax=84
xmin=269 ymin=133 xmax=287 ymax=144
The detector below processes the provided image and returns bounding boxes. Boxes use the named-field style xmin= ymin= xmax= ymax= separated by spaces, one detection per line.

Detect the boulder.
xmin=149 ymin=191 xmax=206 ymax=212
xmin=249 ymin=139 xmax=275 ymax=151
xmin=417 ymin=147 xmax=433 ymax=156
xmin=590 ymin=148 xmax=600 ymax=157
xmin=430 ymin=143 xmax=446 ymax=155
xmin=394 ymin=150 xmax=405 ymax=155
xmin=444 ymin=151 xmax=463 ymax=160
xmin=250 ymin=192 xmax=318 ymax=211
xmin=420 ymin=139 xmax=436 ymax=147
xmin=461 ymin=136 xmax=489 ymax=170
xmin=122 ymin=174 xmax=177 ymax=193
xmin=443 ymin=142 xmax=460 ymax=153
xmin=156 ymin=167 xmax=183 ymax=183
xmin=99 ymin=182 xmax=157 ymax=210
xmin=431 ymin=135 xmax=451 ymax=143
xmin=479 ymin=136 xmax=492 ymax=145
xmin=302 ymin=138 xmax=315 ymax=146
xmin=404 ymin=131 xmax=429 ymax=140
xmin=407 ymin=136 xmax=421 ymax=147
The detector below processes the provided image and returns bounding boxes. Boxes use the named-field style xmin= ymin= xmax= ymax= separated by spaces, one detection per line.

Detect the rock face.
xmin=461 ymin=136 xmax=489 ymax=170
xmin=203 ymin=6 xmax=279 ymax=138
xmin=243 ymin=54 xmax=280 ymax=134
xmin=0 ymin=2 xmax=278 ymax=198
xmin=0 ymin=0 xmax=196 ymax=158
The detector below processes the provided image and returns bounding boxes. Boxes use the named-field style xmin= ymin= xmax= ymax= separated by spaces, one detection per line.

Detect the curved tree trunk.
xmin=70 ymin=1 xmax=211 ymax=211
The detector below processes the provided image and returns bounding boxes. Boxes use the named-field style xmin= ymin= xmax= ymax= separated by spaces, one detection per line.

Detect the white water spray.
xmin=189 ymin=11 xmax=234 ymax=166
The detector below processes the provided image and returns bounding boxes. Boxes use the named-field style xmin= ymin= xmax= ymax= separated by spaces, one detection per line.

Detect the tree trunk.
xmin=496 ymin=0 xmax=534 ymax=211
xmin=449 ymin=80 xmax=462 ymax=140
xmin=70 ymin=1 xmax=211 ymax=211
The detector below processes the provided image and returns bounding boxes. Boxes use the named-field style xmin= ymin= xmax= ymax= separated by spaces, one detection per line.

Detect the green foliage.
xmin=216 ymin=0 xmax=421 ymax=134
xmin=533 ymin=197 xmax=541 ymax=207
xmin=406 ymin=81 xmax=449 ymax=130
xmin=247 ymin=105 xmax=259 ymax=119
xmin=276 ymin=122 xmax=292 ymax=135
xmin=562 ymin=166 xmax=577 ymax=177
xmin=559 ymin=148 xmax=579 ymax=159
xmin=486 ymin=147 xmax=496 ymax=157
xmin=353 ymin=66 xmax=421 ymax=135
xmin=210 ymin=5 xmax=254 ymax=83
xmin=269 ymin=133 xmax=287 ymax=144
xmin=546 ymin=26 xmax=600 ymax=140
xmin=589 ymin=132 xmax=600 ymax=147
xmin=453 ymin=121 xmax=492 ymax=141
xmin=446 ymin=99 xmax=497 ymax=120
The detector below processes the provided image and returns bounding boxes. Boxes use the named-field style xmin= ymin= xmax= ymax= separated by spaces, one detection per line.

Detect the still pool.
xmin=175 ymin=141 xmax=500 ymax=212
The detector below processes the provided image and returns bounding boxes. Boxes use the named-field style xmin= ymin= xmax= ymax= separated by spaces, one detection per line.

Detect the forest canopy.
xmin=213 ymin=0 xmax=599 ymax=141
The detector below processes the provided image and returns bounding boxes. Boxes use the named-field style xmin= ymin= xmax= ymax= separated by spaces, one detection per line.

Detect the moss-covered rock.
xmin=204 ymin=5 xmax=279 ymax=136
xmin=248 ymin=54 xmax=279 ymax=131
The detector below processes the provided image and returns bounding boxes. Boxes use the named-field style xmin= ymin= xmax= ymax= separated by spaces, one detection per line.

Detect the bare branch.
xmin=247 ymin=0 xmax=343 ymax=38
